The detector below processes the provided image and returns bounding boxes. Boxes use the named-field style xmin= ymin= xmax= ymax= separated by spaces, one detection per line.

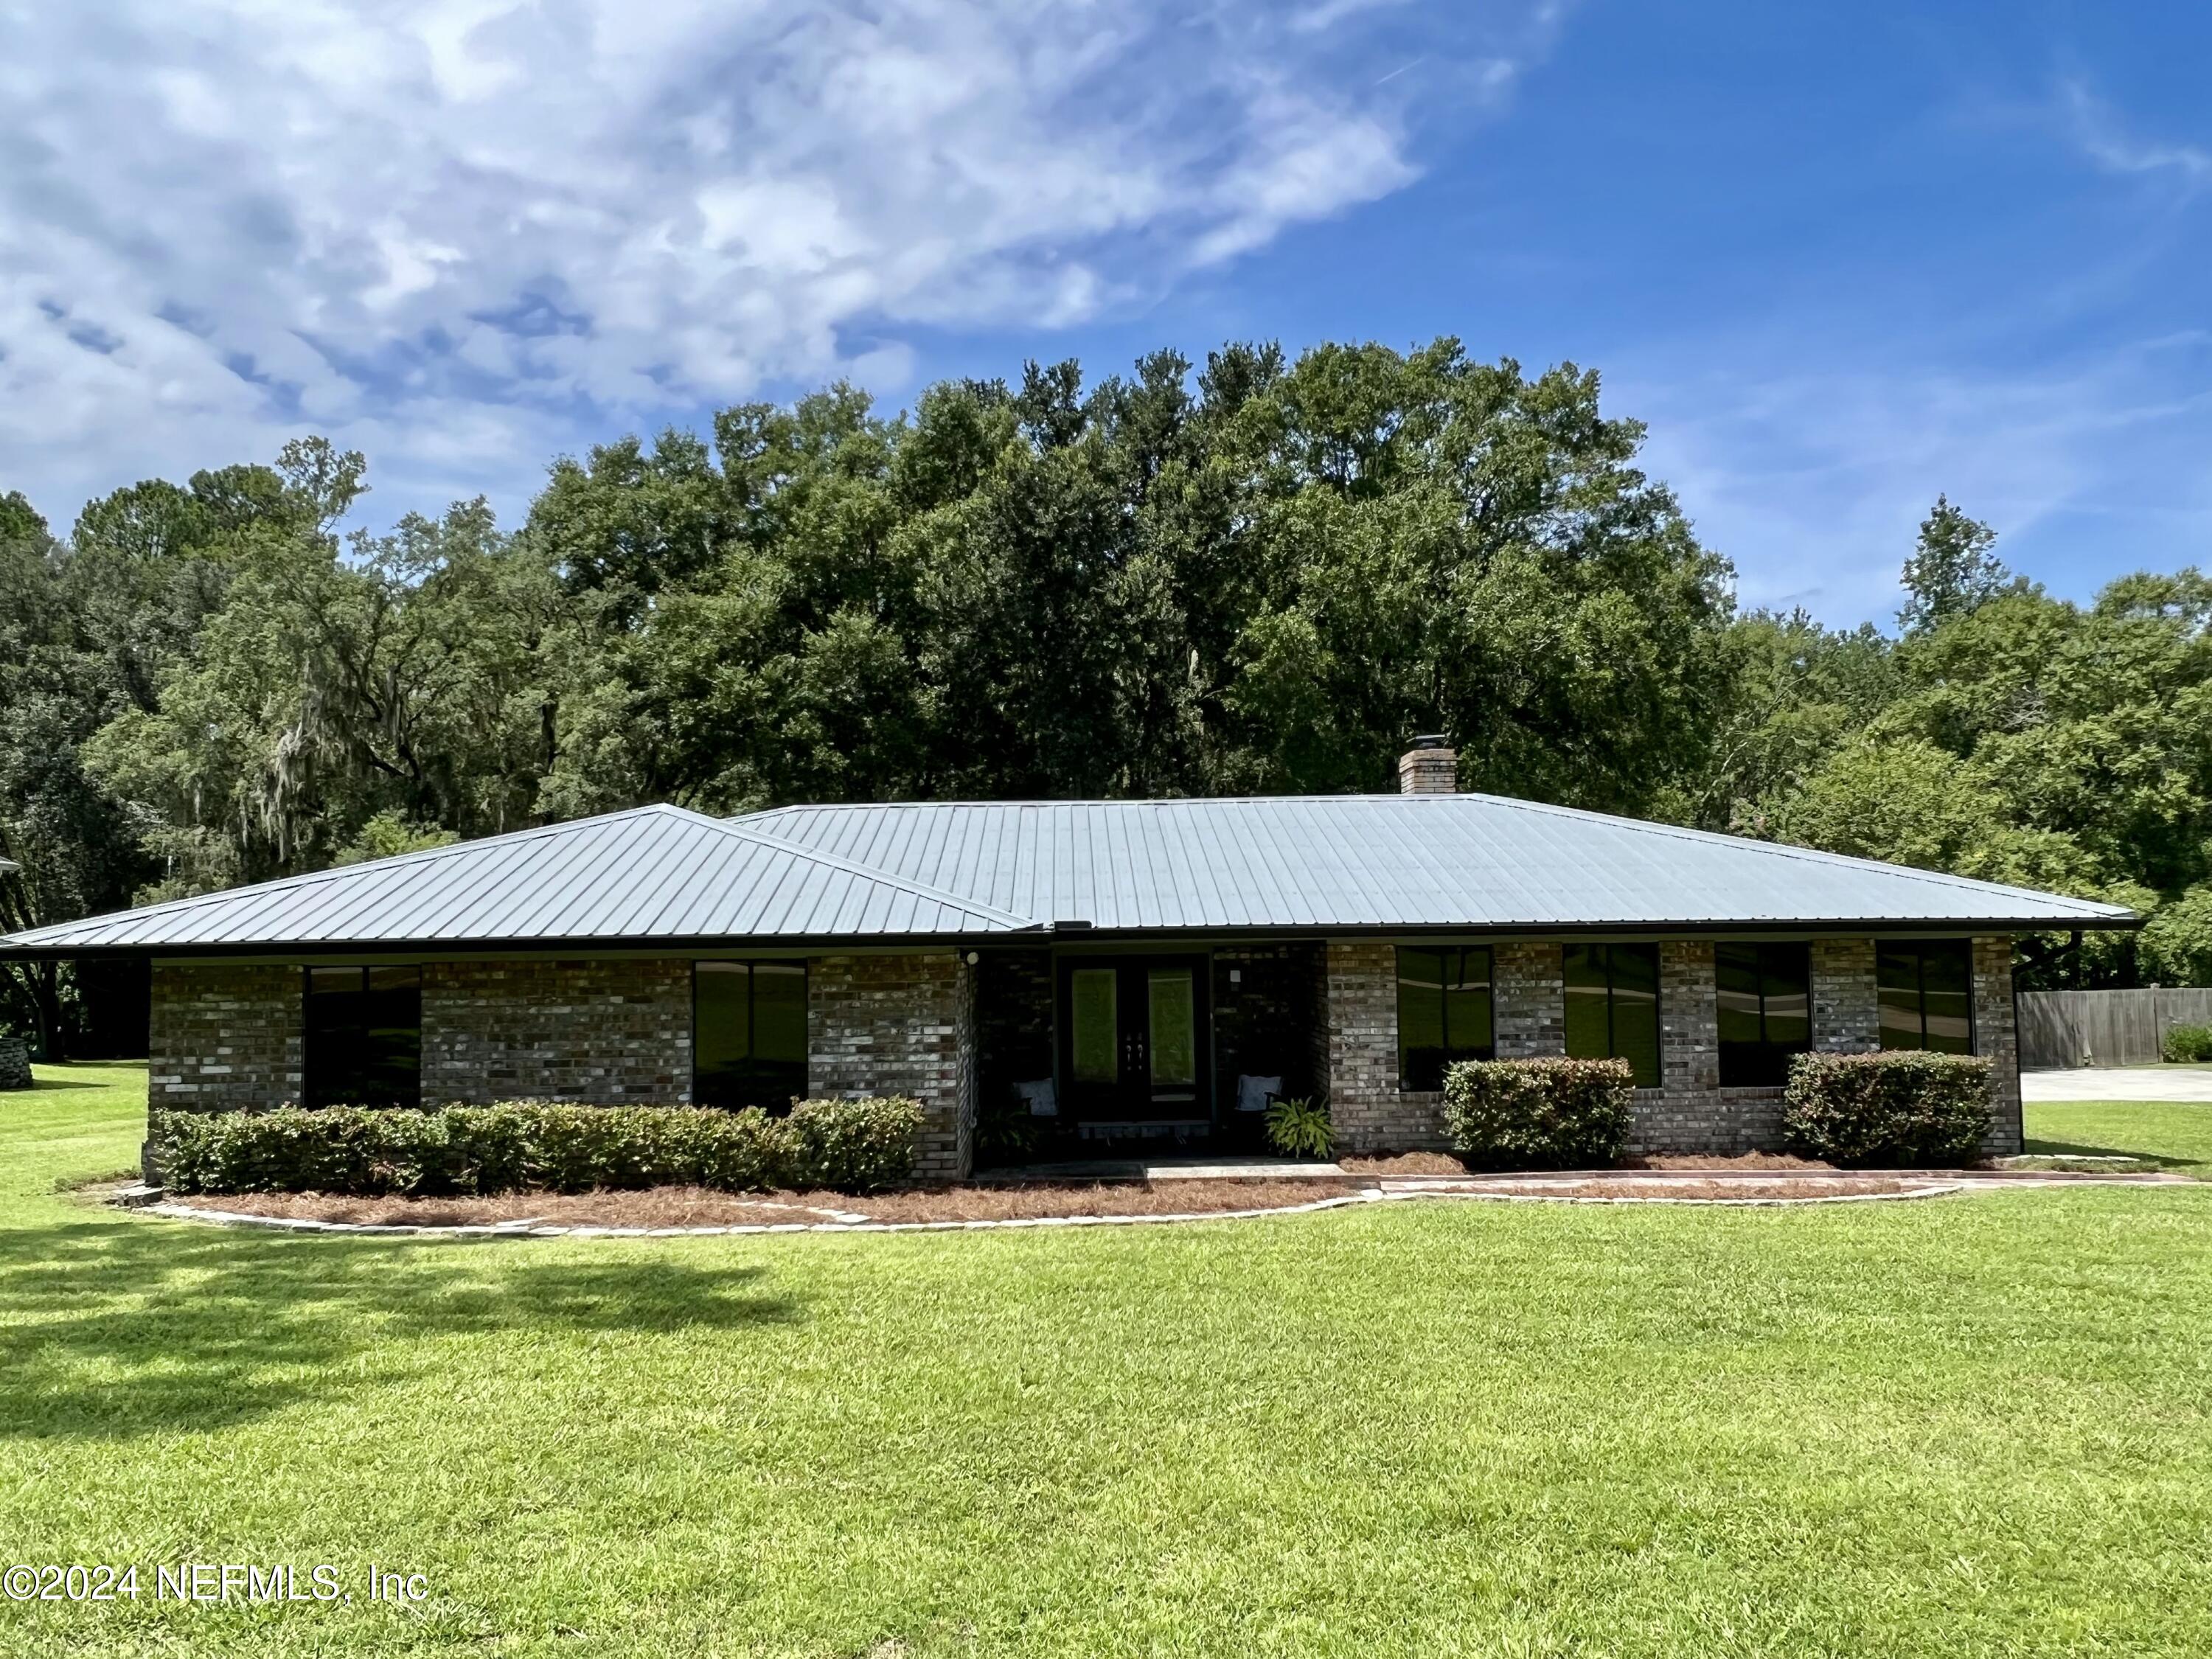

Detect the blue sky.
xmin=2 ymin=1 xmax=2205 ymax=624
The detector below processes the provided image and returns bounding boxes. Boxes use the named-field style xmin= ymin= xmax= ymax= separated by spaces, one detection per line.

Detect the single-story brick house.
xmin=2 ymin=742 xmax=2135 ymax=1178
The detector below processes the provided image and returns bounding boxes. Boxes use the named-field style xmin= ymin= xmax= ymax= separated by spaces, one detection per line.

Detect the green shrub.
xmin=782 ymin=1096 xmax=926 ymax=1193
xmin=1264 ymin=1096 xmax=1335 ymax=1160
xmin=155 ymin=1097 xmax=924 ymax=1197
xmin=2163 ymin=1023 xmax=2212 ymax=1064
xmin=1780 ymin=1051 xmax=1992 ymax=1166
xmin=1442 ymin=1057 xmax=1632 ymax=1170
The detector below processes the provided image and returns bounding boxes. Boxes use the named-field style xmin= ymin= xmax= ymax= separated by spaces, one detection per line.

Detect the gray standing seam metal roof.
xmin=0 ymin=806 xmax=1030 ymax=952
xmin=733 ymin=796 xmax=2137 ymax=933
xmin=0 ymin=792 xmax=2135 ymax=955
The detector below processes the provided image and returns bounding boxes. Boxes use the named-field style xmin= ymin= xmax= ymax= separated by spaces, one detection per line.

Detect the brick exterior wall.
xmin=148 ymin=964 xmax=302 ymax=1110
xmin=1320 ymin=940 xmax=1447 ymax=1152
xmin=808 ymin=952 xmax=973 ymax=1182
xmin=1811 ymin=938 xmax=1879 ymax=1051
xmin=422 ymin=959 xmax=692 ymax=1104
xmin=1974 ymin=935 xmax=2023 ymax=1156
xmin=1621 ymin=940 xmax=1767 ymax=1155
xmin=1305 ymin=932 xmax=2023 ymax=1159
xmin=1494 ymin=942 xmax=1564 ymax=1058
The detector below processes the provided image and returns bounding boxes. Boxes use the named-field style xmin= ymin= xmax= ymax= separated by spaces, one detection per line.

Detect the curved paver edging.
xmin=130 ymin=1180 xmax=1981 ymax=1239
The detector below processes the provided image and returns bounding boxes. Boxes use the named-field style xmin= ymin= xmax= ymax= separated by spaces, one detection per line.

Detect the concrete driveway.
xmin=2023 ymin=1066 xmax=2212 ymax=1103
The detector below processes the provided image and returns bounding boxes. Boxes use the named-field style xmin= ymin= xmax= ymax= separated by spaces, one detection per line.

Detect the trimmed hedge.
xmin=1780 ymin=1051 xmax=1992 ymax=1166
xmin=1442 ymin=1057 xmax=1634 ymax=1170
xmin=2164 ymin=1023 xmax=2212 ymax=1064
xmin=156 ymin=1097 xmax=925 ymax=1197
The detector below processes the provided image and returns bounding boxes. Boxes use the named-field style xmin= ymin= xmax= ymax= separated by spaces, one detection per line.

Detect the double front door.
xmin=1057 ymin=956 xmax=1210 ymax=1124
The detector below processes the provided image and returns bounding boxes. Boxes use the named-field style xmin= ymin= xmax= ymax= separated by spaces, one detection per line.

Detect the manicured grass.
xmin=4 ymin=1068 xmax=2212 ymax=1656
xmin=2026 ymin=1099 xmax=2212 ymax=1173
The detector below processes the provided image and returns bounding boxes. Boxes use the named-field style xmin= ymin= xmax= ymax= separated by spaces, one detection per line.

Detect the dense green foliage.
xmin=1442 ymin=1056 xmax=1633 ymax=1169
xmin=1780 ymin=1051 xmax=1994 ymax=1166
xmin=5 ymin=338 xmax=2211 ymax=1055
xmin=2164 ymin=1025 xmax=2212 ymax=1064
xmin=156 ymin=1096 xmax=922 ymax=1197
xmin=18 ymin=1067 xmax=2212 ymax=1656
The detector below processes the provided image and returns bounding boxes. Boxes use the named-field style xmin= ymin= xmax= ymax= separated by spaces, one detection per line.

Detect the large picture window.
xmin=1715 ymin=942 xmax=1811 ymax=1086
xmin=1397 ymin=947 xmax=1494 ymax=1091
xmin=695 ymin=961 xmax=807 ymax=1110
xmin=1563 ymin=943 xmax=1660 ymax=1088
xmin=1877 ymin=942 xmax=1975 ymax=1054
xmin=303 ymin=965 xmax=421 ymax=1107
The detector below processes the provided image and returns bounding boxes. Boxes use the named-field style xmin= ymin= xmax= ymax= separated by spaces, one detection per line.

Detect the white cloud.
xmin=0 ymin=0 xmax=1551 ymax=531
xmin=1621 ymin=333 xmax=2212 ymax=626
xmin=2060 ymin=80 xmax=2212 ymax=184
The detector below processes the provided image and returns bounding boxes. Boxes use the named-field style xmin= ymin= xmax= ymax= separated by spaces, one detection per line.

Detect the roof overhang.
xmin=0 ymin=911 xmax=2140 ymax=962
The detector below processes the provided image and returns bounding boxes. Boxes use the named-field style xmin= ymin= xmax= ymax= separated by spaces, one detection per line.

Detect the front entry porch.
xmin=973 ymin=943 xmax=1324 ymax=1169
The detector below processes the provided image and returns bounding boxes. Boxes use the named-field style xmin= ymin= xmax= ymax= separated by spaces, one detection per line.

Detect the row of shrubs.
xmin=155 ymin=1096 xmax=925 ymax=1197
xmin=1439 ymin=1049 xmax=1994 ymax=1169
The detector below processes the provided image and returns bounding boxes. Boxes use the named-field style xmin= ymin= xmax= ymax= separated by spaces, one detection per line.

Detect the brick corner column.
xmin=1974 ymin=935 xmax=2023 ymax=1157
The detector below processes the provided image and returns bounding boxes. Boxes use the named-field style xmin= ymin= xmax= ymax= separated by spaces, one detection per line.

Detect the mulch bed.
xmin=1339 ymin=1152 xmax=1468 ymax=1175
xmin=1444 ymin=1176 xmax=1930 ymax=1201
xmin=1342 ymin=1150 xmax=1845 ymax=1175
xmin=182 ymin=1180 xmax=1369 ymax=1228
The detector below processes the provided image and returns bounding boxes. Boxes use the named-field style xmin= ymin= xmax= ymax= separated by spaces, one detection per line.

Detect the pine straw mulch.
xmin=1340 ymin=1150 xmax=1843 ymax=1175
xmin=1447 ymin=1176 xmax=1931 ymax=1201
xmin=179 ymin=1180 xmax=1371 ymax=1228
xmin=168 ymin=1169 xmax=1943 ymax=1229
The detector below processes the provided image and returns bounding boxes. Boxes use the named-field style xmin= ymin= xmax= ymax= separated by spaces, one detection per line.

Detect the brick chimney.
xmin=1397 ymin=734 xmax=1456 ymax=794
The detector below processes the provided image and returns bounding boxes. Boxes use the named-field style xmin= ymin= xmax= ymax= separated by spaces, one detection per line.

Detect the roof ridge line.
xmin=679 ymin=809 xmax=1037 ymax=928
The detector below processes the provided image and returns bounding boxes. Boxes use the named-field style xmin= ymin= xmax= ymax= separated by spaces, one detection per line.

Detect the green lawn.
xmin=2026 ymin=1099 xmax=2212 ymax=1173
xmin=5 ymin=1069 xmax=2212 ymax=1657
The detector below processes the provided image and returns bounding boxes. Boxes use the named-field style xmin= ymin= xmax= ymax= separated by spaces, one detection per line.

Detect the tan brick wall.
xmin=1626 ymin=939 xmax=1783 ymax=1155
xmin=1974 ymin=935 xmax=2023 ymax=1156
xmin=808 ymin=952 xmax=972 ymax=1181
xmin=148 ymin=963 xmax=302 ymax=1110
xmin=1319 ymin=940 xmax=1446 ymax=1152
xmin=422 ymin=959 xmax=691 ymax=1104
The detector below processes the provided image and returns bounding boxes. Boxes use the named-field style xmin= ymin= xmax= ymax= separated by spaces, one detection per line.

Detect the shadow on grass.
xmin=2025 ymin=1136 xmax=2197 ymax=1171
xmin=0 ymin=1212 xmax=807 ymax=1441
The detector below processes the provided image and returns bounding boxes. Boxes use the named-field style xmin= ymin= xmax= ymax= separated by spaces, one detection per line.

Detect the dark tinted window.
xmin=1396 ymin=947 xmax=1494 ymax=1091
xmin=1562 ymin=944 xmax=1660 ymax=1088
xmin=1878 ymin=942 xmax=1975 ymax=1055
xmin=695 ymin=961 xmax=809 ymax=1109
xmin=303 ymin=964 xmax=421 ymax=1107
xmin=1715 ymin=942 xmax=1812 ymax=1086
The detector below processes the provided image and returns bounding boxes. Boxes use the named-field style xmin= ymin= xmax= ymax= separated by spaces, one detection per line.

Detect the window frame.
xmin=1562 ymin=942 xmax=1662 ymax=1088
xmin=1714 ymin=942 xmax=1812 ymax=1088
xmin=301 ymin=964 xmax=422 ymax=1108
xmin=1395 ymin=945 xmax=1495 ymax=1092
xmin=692 ymin=959 xmax=810 ymax=1111
xmin=1876 ymin=940 xmax=1977 ymax=1055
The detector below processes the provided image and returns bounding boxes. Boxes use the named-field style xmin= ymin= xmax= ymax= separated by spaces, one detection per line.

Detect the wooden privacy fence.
xmin=2017 ymin=988 xmax=2212 ymax=1070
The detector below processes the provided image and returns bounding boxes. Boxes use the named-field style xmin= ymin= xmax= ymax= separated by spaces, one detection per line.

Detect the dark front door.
xmin=1058 ymin=956 xmax=1210 ymax=1136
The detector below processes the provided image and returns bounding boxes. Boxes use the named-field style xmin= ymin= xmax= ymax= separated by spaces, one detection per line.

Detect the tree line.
xmin=3 ymin=338 xmax=2206 ymax=1054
